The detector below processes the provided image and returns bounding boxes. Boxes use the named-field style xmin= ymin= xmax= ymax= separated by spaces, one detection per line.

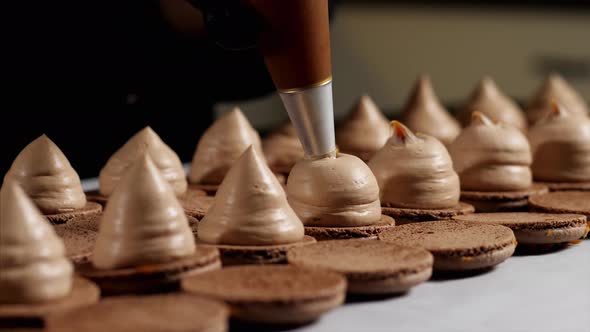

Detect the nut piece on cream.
xmin=526 ymin=73 xmax=589 ymax=124
xmin=457 ymin=77 xmax=527 ymax=131
xmin=189 ymin=107 xmax=264 ymax=185
xmin=287 ymin=152 xmax=382 ymax=227
xmin=4 ymin=135 xmax=86 ymax=214
xmin=263 ymin=123 xmax=304 ymax=172
xmin=368 ymin=121 xmax=460 ymax=209
xmin=527 ymin=103 xmax=590 ymax=182
xmin=450 ymin=112 xmax=532 ymax=191
xmin=336 ymin=95 xmax=390 ymax=160
xmin=198 ymin=146 xmax=304 ymax=245
xmin=0 ymin=180 xmax=73 ymax=304
xmin=399 ymin=75 xmax=461 ymax=146
xmin=93 ymin=154 xmax=196 ymax=270
xmin=99 ymin=126 xmax=187 ymax=197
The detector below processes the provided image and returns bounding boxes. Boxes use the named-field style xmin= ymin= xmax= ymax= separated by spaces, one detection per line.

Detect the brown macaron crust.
xmin=182 ymin=265 xmax=346 ymax=325
xmin=45 ymin=294 xmax=229 ymax=332
xmin=529 ymin=191 xmax=590 ymax=218
xmin=381 ymin=203 xmax=475 ymax=225
xmin=53 ymin=224 xmax=97 ymax=266
xmin=379 ymin=221 xmax=516 ymax=271
xmin=453 ymin=212 xmax=588 ymax=245
xmin=287 ymin=240 xmax=433 ymax=294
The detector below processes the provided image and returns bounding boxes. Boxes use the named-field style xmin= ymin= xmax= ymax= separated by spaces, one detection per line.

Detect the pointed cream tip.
xmin=550 ymin=101 xmax=565 ymax=116
xmin=390 ymin=121 xmax=416 ymax=143
xmin=470 ymin=111 xmax=493 ymax=126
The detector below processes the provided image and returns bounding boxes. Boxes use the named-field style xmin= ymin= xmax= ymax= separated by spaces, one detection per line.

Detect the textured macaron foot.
xmin=459 ymin=184 xmax=549 ymax=213
xmin=529 ymin=191 xmax=590 ymax=218
xmin=303 ymin=215 xmax=395 ymax=240
xmin=77 ymin=247 xmax=221 ymax=296
xmin=453 ymin=212 xmax=588 ymax=245
xmin=379 ymin=221 xmax=516 ymax=271
xmin=181 ymin=193 xmax=215 ymax=219
xmin=45 ymin=294 xmax=229 ymax=332
xmin=198 ymin=236 xmax=316 ymax=266
xmin=53 ymin=224 xmax=98 ymax=266
xmin=0 ymin=278 xmax=100 ymax=329
xmin=381 ymin=202 xmax=474 ymax=224
xmin=45 ymin=202 xmax=103 ymax=224
xmin=288 ymin=239 xmax=433 ymax=294
xmin=84 ymin=190 xmax=109 ymax=206
xmin=182 ymin=265 xmax=346 ymax=325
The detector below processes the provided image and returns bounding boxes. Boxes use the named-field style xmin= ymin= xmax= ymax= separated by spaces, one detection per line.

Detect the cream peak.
xmin=391 ymin=121 xmax=419 ymax=145
xmin=470 ymin=111 xmax=495 ymax=126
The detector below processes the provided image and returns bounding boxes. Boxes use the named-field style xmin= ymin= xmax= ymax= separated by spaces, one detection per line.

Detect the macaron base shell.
xmin=84 ymin=190 xmax=108 ymax=206
xmin=0 ymin=278 xmax=100 ymax=327
xmin=181 ymin=194 xmax=215 ymax=219
xmin=287 ymin=240 xmax=433 ymax=294
xmin=303 ymin=215 xmax=395 ymax=241
xmin=459 ymin=184 xmax=549 ymax=212
xmin=529 ymin=191 xmax=590 ymax=217
xmin=197 ymin=236 xmax=316 ymax=266
xmin=53 ymin=224 xmax=97 ymax=266
xmin=45 ymin=294 xmax=229 ymax=332
xmin=182 ymin=265 xmax=346 ymax=325
xmin=453 ymin=212 xmax=588 ymax=244
xmin=378 ymin=221 xmax=516 ymax=271
xmin=381 ymin=202 xmax=474 ymax=224
xmin=45 ymin=202 xmax=103 ymax=224
xmin=187 ymin=183 xmax=220 ymax=196
xmin=77 ymin=246 xmax=221 ymax=296
xmin=535 ymin=180 xmax=590 ymax=192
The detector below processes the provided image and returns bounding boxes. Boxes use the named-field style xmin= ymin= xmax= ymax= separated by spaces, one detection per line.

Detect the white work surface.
xmin=82 ymin=180 xmax=590 ymax=332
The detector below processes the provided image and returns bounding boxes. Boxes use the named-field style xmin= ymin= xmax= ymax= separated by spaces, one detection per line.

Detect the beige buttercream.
xmin=457 ymin=77 xmax=527 ymax=131
xmin=368 ymin=121 xmax=460 ymax=209
xmin=287 ymin=152 xmax=382 ymax=227
xmin=4 ymin=135 xmax=86 ymax=214
xmin=0 ymin=180 xmax=73 ymax=304
xmin=450 ymin=112 xmax=532 ymax=191
xmin=400 ymin=75 xmax=461 ymax=146
xmin=198 ymin=146 xmax=304 ymax=245
xmin=527 ymin=103 xmax=590 ymax=182
xmin=93 ymin=154 xmax=195 ymax=270
xmin=99 ymin=126 xmax=187 ymax=197
xmin=526 ymin=73 xmax=589 ymax=124
xmin=336 ymin=95 xmax=390 ymax=160
xmin=263 ymin=123 xmax=304 ymax=171
xmin=189 ymin=107 xmax=264 ymax=185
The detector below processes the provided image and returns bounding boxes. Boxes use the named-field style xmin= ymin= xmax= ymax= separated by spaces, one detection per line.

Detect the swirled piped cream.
xmin=0 ymin=180 xmax=73 ymax=304
xmin=450 ymin=112 xmax=532 ymax=191
xmin=93 ymin=154 xmax=195 ymax=270
xmin=368 ymin=121 xmax=460 ymax=209
xmin=527 ymin=103 xmax=590 ymax=182
xmin=336 ymin=95 xmax=390 ymax=160
xmin=189 ymin=108 xmax=264 ymax=185
xmin=263 ymin=123 xmax=304 ymax=172
xmin=457 ymin=77 xmax=527 ymax=131
xmin=399 ymin=75 xmax=461 ymax=146
xmin=526 ymin=73 xmax=589 ymax=124
xmin=287 ymin=152 xmax=382 ymax=227
xmin=198 ymin=146 xmax=304 ymax=245
xmin=99 ymin=126 xmax=187 ymax=197
xmin=4 ymin=135 xmax=86 ymax=214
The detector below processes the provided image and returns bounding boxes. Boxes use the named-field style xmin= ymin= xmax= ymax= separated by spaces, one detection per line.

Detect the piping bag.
xmin=248 ymin=0 xmax=336 ymax=158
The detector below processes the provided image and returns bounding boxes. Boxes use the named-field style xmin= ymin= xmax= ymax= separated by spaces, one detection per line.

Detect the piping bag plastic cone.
xmin=249 ymin=0 xmax=336 ymax=157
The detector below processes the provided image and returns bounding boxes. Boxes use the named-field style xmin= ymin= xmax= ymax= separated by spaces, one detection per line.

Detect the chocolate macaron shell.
xmin=287 ymin=240 xmax=433 ymax=294
xmin=182 ymin=265 xmax=346 ymax=324
xmin=181 ymin=193 xmax=215 ymax=219
xmin=53 ymin=224 xmax=97 ymax=265
xmin=381 ymin=202 xmax=474 ymax=224
xmin=379 ymin=221 xmax=516 ymax=271
xmin=198 ymin=235 xmax=316 ymax=266
xmin=535 ymin=180 xmax=590 ymax=191
xmin=45 ymin=294 xmax=228 ymax=332
xmin=77 ymin=246 xmax=221 ymax=295
xmin=529 ymin=191 xmax=590 ymax=217
xmin=303 ymin=215 xmax=395 ymax=240
xmin=453 ymin=212 xmax=588 ymax=244
xmin=460 ymin=183 xmax=549 ymax=212
xmin=0 ymin=278 xmax=100 ymax=328
xmin=45 ymin=202 xmax=103 ymax=225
